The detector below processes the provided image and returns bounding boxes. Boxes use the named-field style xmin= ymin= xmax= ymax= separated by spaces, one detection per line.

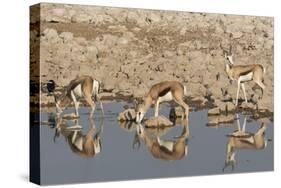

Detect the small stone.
xmin=59 ymin=32 xmax=73 ymax=43
xmin=144 ymin=116 xmax=173 ymax=127
xmin=257 ymin=117 xmax=271 ymax=125
xmin=226 ymin=102 xmax=236 ymax=112
xmin=208 ymin=107 xmax=220 ymax=115
xmin=241 ymin=102 xmax=256 ymax=109
xmin=71 ymin=14 xmax=91 ymax=23
xmin=208 ymin=114 xmax=235 ymax=125
xmin=42 ymin=28 xmax=58 ymax=40
xmin=232 ymin=31 xmax=243 ymax=39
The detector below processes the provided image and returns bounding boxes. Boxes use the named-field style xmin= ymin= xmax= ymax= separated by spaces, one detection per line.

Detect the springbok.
xmin=54 ymin=117 xmax=103 ymax=158
xmin=223 ymin=115 xmax=268 ymax=171
xmin=223 ymin=46 xmax=266 ymax=106
xmin=135 ymin=81 xmax=189 ymax=123
xmin=133 ymin=124 xmax=189 ymax=161
xmin=55 ymin=75 xmax=104 ymax=118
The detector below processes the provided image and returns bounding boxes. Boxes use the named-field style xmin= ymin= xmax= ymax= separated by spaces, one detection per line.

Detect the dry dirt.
xmin=30 ymin=3 xmax=274 ymax=116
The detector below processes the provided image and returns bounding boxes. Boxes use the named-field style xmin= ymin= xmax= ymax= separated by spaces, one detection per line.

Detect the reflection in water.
xmin=120 ymin=120 xmax=190 ymax=161
xmin=223 ymin=114 xmax=268 ymax=171
xmin=38 ymin=104 xmax=273 ymax=184
xmin=54 ymin=116 xmax=103 ymax=158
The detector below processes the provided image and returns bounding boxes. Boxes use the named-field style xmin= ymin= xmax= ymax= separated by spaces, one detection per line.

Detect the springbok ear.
xmin=133 ymin=98 xmax=139 ymax=108
xmin=134 ymin=97 xmax=143 ymax=106
xmin=223 ymin=50 xmax=228 ymax=58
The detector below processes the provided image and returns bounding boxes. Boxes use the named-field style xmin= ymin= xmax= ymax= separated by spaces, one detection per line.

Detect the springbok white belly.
xmin=240 ymin=72 xmax=253 ymax=82
xmin=158 ymin=91 xmax=173 ymax=103
xmin=73 ymin=84 xmax=83 ymax=98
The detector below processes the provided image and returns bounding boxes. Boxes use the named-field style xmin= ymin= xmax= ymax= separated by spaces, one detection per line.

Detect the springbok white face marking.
xmin=136 ymin=124 xmax=145 ymax=137
xmin=136 ymin=105 xmax=145 ymax=123
xmin=226 ymin=55 xmax=234 ymax=65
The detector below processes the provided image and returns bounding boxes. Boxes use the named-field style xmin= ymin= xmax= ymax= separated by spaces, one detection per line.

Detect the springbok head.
xmin=134 ymin=98 xmax=146 ymax=123
xmin=223 ymin=45 xmax=234 ymax=65
xmin=54 ymin=91 xmax=71 ymax=115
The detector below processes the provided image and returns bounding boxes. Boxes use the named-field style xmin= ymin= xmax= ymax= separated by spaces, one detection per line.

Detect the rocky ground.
xmin=30 ymin=3 xmax=274 ymax=120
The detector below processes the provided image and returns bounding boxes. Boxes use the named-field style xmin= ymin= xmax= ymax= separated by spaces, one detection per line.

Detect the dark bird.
xmin=47 ymin=80 xmax=56 ymax=94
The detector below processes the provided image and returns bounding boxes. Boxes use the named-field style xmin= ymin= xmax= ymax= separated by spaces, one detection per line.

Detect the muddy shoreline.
xmin=35 ymin=93 xmax=273 ymax=123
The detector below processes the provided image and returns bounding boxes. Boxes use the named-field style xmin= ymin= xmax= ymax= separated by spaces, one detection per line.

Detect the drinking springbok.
xmin=135 ymin=81 xmax=189 ymax=123
xmin=223 ymin=46 xmax=266 ymax=106
xmin=55 ymin=75 xmax=104 ymax=118
xmin=133 ymin=124 xmax=189 ymax=161
xmin=54 ymin=117 xmax=103 ymax=158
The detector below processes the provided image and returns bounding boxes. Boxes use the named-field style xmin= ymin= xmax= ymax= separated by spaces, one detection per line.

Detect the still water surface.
xmin=39 ymin=101 xmax=273 ymax=185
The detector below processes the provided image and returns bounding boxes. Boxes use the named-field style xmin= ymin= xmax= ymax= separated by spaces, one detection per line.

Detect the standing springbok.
xmin=55 ymin=75 xmax=104 ymax=118
xmin=223 ymin=115 xmax=268 ymax=171
xmin=133 ymin=124 xmax=189 ymax=161
xmin=223 ymin=46 xmax=266 ymax=106
xmin=135 ymin=81 xmax=189 ymax=123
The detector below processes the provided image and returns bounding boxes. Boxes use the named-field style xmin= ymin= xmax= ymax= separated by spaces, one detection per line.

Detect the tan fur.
xmin=136 ymin=124 xmax=189 ymax=160
xmin=136 ymin=81 xmax=189 ymax=123
xmin=223 ymin=116 xmax=268 ymax=170
xmin=55 ymin=75 xmax=103 ymax=117
xmin=55 ymin=118 xmax=102 ymax=158
xmin=224 ymin=52 xmax=266 ymax=106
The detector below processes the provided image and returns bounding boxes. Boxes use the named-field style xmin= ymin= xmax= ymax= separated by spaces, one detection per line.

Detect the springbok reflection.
xmin=223 ymin=114 xmax=268 ymax=171
xmin=54 ymin=116 xmax=103 ymax=158
xmin=133 ymin=123 xmax=190 ymax=161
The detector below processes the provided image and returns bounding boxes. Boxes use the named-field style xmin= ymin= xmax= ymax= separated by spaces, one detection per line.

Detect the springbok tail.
xmin=183 ymin=85 xmax=188 ymax=97
xmin=263 ymin=66 xmax=266 ymax=75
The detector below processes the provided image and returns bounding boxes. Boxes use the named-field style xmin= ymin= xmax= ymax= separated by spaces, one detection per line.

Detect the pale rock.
xmin=208 ymin=107 xmax=220 ymax=115
xmin=144 ymin=116 xmax=173 ymax=127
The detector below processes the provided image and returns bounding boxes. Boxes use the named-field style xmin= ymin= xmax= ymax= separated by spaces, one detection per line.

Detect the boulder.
xmin=71 ymin=13 xmax=91 ymax=23
xmin=42 ymin=28 xmax=59 ymax=41
xmin=59 ymin=32 xmax=74 ymax=43
xmin=208 ymin=114 xmax=235 ymax=125
xmin=241 ymin=102 xmax=256 ymax=110
xmin=212 ymin=100 xmax=236 ymax=113
xmin=144 ymin=116 xmax=173 ymax=128
xmin=208 ymin=107 xmax=220 ymax=115
xmin=226 ymin=102 xmax=236 ymax=112
xmin=118 ymin=109 xmax=136 ymax=121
